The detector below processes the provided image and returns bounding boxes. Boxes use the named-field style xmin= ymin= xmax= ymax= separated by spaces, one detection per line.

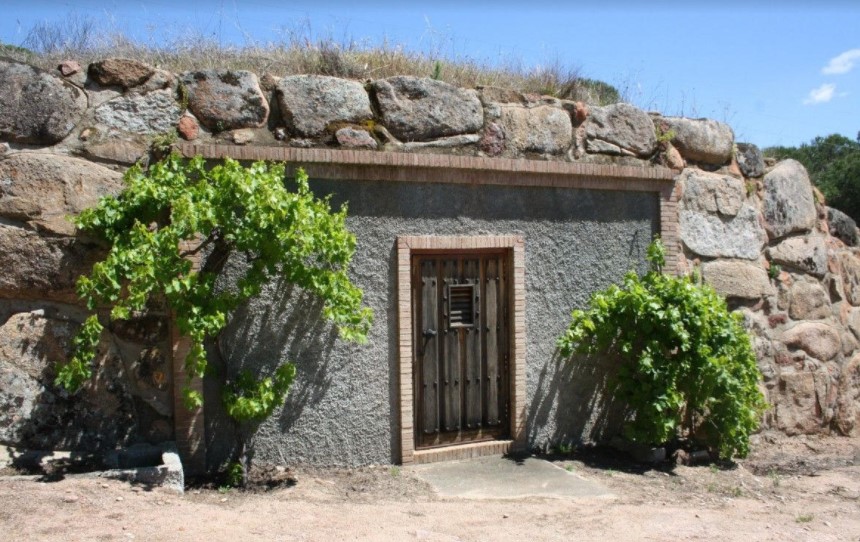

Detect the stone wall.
xmin=1 ymin=55 xmax=858 ymax=462
xmin=678 ymin=160 xmax=860 ymax=436
xmin=0 ymin=55 xmax=718 ymax=168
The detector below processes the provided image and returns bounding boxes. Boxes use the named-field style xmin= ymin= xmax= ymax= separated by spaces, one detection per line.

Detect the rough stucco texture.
xmin=207 ymin=179 xmax=658 ymax=467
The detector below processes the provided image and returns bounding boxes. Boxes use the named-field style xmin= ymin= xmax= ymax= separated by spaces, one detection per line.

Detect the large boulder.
xmin=0 ymin=310 xmax=135 ymax=450
xmin=679 ymin=169 xmax=745 ymax=216
xmin=788 ymin=280 xmax=831 ymax=320
xmin=767 ymin=234 xmax=828 ymax=277
xmin=497 ymin=105 xmax=572 ymax=155
xmin=655 ymin=116 xmax=734 ymax=165
xmin=781 ymin=322 xmax=842 ymax=361
xmin=762 ymin=160 xmax=817 ymax=239
xmin=828 ymin=207 xmax=858 ymax=247
xmin=773 ymin=364 xmax=832 ymax=435
xmin=735 ymin=142 xmax=765 ymax=178
xmin=276 ymin=75 xmax=372 ymax=138
xmin=0 ymin=224 xmax=104 ymax=303
xmin=93 ymin=89 xmax=182 ymax=135
xmin=680 ymin=204 xmax=767 ymax=260
xmin=0 ymin=153 xmax=123 ymax=235
xmin=0 ymin=59 xmax=87 ymax=144
xmin=88 ymin=58 xmax=156 ymax=89
xmin=371 ymin=76 xmax=483 ymax=141
xmin=584 ymin=103 xmax=656 ymax=157
xmin=678 ymin=168 xmax=767 ymax=259
xmin=701 ymin=260 xmax=775 ymax=299
xmin=179 ymin=70 xmax=269 ymax=131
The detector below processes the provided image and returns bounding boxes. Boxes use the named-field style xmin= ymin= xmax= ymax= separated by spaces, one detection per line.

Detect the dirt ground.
xmin=1 ymin=431 xmax=859 ymax=542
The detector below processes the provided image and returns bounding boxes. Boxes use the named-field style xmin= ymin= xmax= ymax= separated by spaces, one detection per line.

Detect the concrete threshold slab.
xmin=410 ymin=455 xmax=613 ymax=499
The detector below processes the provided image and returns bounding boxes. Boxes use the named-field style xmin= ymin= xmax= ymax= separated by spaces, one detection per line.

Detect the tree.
xmin=57 ymin=153 xmax=372 ymax=479
xmin=817 ymin=151 xmax=860 ymax=221
xmin=557 ymin=239 xmax=766 ymax=460
xmin=766 ymin=133 xmax=860 ymax=220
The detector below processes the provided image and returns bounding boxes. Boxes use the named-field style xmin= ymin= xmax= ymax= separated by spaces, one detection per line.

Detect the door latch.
xmin=419 ymin=328 xmax=437 ymax=356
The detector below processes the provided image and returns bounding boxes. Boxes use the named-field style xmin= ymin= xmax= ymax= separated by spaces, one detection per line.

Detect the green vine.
xmin=57 ymin=153 xmax=372 ymax=420
xmin=557 ymin=238 xmax=766 ymax=459
xmin=224 ymin=364 xmax=297 ymax=421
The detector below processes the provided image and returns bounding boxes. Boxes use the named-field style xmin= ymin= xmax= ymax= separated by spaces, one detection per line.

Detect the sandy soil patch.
xmin=1 ymin=432 xmax=859 ymax=542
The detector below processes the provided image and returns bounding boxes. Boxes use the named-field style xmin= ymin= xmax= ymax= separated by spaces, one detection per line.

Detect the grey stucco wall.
xmin=206 ymin=178 xmax=658 ymax=467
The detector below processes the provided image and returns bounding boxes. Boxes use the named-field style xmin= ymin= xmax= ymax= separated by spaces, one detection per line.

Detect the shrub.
xmin=557 ymin=238 xmax=766 ymax=459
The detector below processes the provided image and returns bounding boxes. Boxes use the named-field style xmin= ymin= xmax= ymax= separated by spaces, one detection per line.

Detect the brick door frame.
xmin=396 ymin=235 xmax=526 ymax=465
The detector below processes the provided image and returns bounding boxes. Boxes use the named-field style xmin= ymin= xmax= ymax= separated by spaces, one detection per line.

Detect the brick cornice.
xmin=176 ymin=143 xmax=675 ymax=192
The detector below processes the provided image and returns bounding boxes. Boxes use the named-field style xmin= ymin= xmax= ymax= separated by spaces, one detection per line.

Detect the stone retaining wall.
xmin=0 ymin=55 xmax=858 ymax=462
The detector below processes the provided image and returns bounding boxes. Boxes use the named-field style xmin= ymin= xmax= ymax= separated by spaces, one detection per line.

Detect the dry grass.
xmin=1 ymin=16 xmax=620 ymax=105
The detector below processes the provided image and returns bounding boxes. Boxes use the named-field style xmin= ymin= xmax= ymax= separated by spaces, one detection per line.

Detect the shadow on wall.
xmin=204 ymin=279 xmax=338 ymax=469
xmin=527 ymin=349 xmax=629 ymax=451
xmin=385 ymin=243 xmax=400 ymax=463
xmin=0 ymin=310 xmax=138 ymax=454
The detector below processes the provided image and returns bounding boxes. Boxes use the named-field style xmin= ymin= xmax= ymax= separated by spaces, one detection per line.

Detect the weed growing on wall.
xmin=557 ymin=238 xmax=767 ymax=459
xmin=57 ymin=153 xmax=372 ymax=423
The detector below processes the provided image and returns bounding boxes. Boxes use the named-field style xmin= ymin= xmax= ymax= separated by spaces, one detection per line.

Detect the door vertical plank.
xmin=420 ymin=258 xmax=439 ymax=436
xmin=499 ymin=255 xmax=510 ymax=429
xmin=442 ymin=259 xmax=461 ymax=431
xmin=463 ymin=258 xmax=482 ymax=428
xmin=485 ymin=257 xmax=500 ymax=426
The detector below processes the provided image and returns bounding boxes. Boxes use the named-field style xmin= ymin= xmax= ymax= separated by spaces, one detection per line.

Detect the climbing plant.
xmin=56 ymin=153 xmax=372 ymax=422
xmin=557 ymin=238 xmax=767 ymax=459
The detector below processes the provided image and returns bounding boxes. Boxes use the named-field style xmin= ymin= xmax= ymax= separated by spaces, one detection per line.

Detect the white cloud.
xmin=822 ymin=49 xmax=860 ymax=75
xmin=803 ymin=83 xmax=837 ymax=105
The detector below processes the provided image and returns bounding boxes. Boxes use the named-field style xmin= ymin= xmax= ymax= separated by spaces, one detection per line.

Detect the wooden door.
xmin=413 ymin=253 xmax=509 ymax=448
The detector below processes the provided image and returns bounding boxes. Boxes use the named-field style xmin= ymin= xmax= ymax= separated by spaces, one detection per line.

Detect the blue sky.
xmin=1 ymin=1 xmax=858 ymax=148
